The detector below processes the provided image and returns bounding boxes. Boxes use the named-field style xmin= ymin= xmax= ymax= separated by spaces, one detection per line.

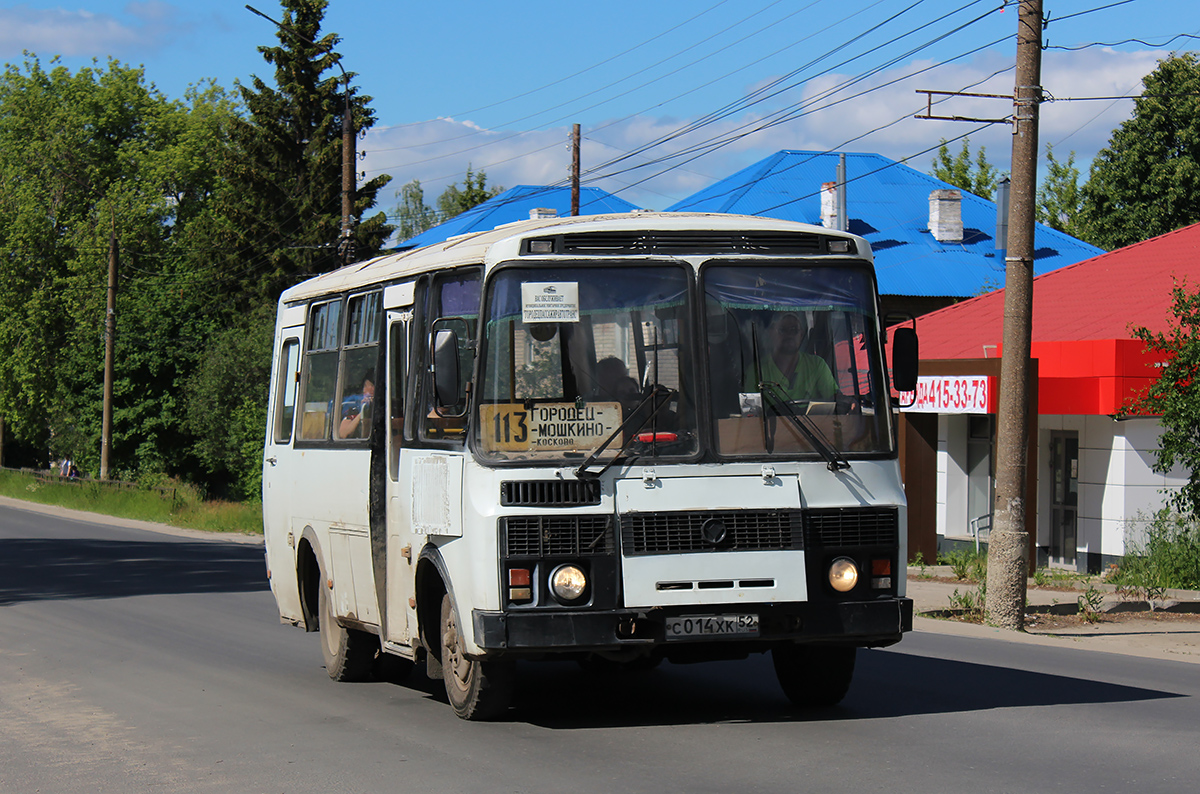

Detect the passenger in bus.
xmin=745 ymin=312 xmax=841 ymax=403
xmin=338 ymin=370 xmax=374 ymax=439
xmin=593 ymin=356 xmax=641 ymax=413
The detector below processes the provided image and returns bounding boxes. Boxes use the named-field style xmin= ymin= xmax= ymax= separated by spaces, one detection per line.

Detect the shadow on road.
xmin=0 ymin=538 xmax=270 ymax=605
xmin=427 ymin=648 xmax=1184 ymax=728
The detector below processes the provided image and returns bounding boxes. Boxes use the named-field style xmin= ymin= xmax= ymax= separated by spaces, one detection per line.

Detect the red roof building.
xmin=901 ymin=223 xmax=1200 ymax=572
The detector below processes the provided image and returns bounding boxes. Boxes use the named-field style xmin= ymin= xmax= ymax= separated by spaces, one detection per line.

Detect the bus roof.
xmin=279 ymin=211 xmax=865 ymax=305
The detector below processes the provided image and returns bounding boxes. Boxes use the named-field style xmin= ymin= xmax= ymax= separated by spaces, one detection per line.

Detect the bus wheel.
xmin=318 ymin=575 xmax=375 ymax=682
xmin=439 ymin=593 xmax=514 ymax=720
xmin=771 ymin=645 xmax=856 ymax=708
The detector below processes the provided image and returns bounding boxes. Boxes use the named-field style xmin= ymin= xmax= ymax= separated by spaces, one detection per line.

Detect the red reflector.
xmin=509 ymin=568 xmax=531 ymax=587
xmin=636 ymin=432 xmax=678 ymax=443
xmin=872 ymin=558 xmax=892 ymax=576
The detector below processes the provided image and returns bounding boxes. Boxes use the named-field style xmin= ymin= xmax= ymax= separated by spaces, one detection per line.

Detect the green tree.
xmin=1130 ymin=282 xmax=1200 ymax=519
xmin=0 ymin=56 xmax=236 ymax=478
xmin=436 ymin=165 xmax=503 ymax=219
xmin=184 ymin=304 xmax=275 ymax=499
xmin=396 ymin=178 xmax=439 ymax=239
xmin=1080 ymin=54 xmax=1200 ymax=250
xmin=219 ymin=0 xmax=394 ymax=303
xmin=181 ymin=0 xmax=397 ymax=494
xmin=1036 ymin=144 xmax=1085 ymax=239
xmin=930 ymin=137 xmax=1001 ymax=199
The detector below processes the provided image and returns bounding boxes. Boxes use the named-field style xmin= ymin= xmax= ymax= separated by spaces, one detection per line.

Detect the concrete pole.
xmin=100 ymin=232 xmax=117 ymax=481
xmin=985 ymin=0 xmax=1042 ymax=630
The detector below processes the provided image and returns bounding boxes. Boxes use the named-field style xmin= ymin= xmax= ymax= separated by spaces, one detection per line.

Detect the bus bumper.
xmin=473 ymin=597 xmax=912 ymax=653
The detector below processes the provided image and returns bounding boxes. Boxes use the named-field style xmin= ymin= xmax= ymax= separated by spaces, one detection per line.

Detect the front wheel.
xmin=439 ymin=593 xmax=514 ymax=720
xmin=772 ymin=645 xmax=856 ymax=708
xmin=318 ymin=574 xmax=376 ymax=682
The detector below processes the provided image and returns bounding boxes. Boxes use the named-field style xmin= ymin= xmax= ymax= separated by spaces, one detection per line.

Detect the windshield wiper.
xmin=573 ymin=385 xmax=675 ymax=480
xmin=757 ymin=381 xmax=850 ymax=472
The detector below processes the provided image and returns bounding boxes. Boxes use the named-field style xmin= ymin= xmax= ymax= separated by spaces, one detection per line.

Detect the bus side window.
xmin=335 ymin=291 xmax=382 ymax=441
xmin=274 ymin=338 xmax=300 ymax=443
xmin=388 ymin=318 xmax=408 ymax=480
xmin=300 ymin=300 xmax=342 ymax=440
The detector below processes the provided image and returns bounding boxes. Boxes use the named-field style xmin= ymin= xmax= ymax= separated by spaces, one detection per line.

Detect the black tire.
xmin=772 ymin=645 xmax=856 ymax=708
xmin=439 ymin=593 xmax=514 ymax=720
xmin=318 ymin=574 xmax=376 ymax=682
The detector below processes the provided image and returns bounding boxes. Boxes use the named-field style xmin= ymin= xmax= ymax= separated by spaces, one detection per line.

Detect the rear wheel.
xmin=439 ymin=593 xmax=514 ymax=720
xmin=318 ymin=574 xmax=376 ymax=682
xmin=772 ymin=645 xmax=856 ymax=708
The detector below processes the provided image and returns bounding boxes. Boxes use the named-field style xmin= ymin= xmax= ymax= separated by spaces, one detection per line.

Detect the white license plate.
xmin=665 ymin=614 xmax=759 ymax=639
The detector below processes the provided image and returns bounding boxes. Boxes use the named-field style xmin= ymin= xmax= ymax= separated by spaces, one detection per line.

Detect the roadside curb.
xmin=0 ymin=494 xmax=264 ymax=545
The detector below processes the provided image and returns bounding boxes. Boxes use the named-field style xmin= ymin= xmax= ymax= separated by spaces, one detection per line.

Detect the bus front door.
xmin=383 ymin=314 xmax=416 ymax=648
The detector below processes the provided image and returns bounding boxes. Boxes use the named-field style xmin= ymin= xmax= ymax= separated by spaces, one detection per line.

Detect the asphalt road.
xmin=2 ymin=498 xmax=1199 ymax=794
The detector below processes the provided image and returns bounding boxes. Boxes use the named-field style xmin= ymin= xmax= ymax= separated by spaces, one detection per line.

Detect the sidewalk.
xmin=907 ymin=567 xmax=1200 ymax=665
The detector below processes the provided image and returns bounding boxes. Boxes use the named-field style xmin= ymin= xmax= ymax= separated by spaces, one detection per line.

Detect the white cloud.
xmin=363 ymin=48 xmax=1169 ymax=212
xmin=0 ymin=2 xmax=183 ymax=59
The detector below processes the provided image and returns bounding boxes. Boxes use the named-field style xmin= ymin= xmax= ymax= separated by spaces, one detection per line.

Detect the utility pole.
xmin=985 ymin=0 xmax=1043 ymax=631
xmin=100 ymin=230 xmax=118 ymax=481
xmin=570 ymin=123 xmax=581 ymax=216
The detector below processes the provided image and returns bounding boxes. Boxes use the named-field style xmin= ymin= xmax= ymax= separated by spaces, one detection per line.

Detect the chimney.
xmin=928 ymin=189 xmax=963 ymax=243
xmin=820 ymin=182 xmax=839 ymax=228
xmin=530 ymin=207 xmax=557 ymax=220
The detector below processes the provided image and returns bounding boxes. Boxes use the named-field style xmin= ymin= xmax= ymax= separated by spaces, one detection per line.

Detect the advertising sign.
xmin=901 ymin=375 xmax=993 ymax=414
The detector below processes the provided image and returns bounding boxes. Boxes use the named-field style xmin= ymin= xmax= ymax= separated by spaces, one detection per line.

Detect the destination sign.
xmin=479 ymin=402 xmax=622 ymax=452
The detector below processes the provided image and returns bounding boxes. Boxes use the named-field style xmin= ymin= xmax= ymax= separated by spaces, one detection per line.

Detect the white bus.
xmin=262 ymin=212 xmax=918 ymax=720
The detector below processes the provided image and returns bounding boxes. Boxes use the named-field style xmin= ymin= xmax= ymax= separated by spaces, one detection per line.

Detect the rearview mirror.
xmin=891 ymin=326 xmax=919 ymax=393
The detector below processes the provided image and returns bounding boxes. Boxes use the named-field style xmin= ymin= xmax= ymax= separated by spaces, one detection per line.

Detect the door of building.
xmin=1049 ymin=431 xmax=1078 ymax=568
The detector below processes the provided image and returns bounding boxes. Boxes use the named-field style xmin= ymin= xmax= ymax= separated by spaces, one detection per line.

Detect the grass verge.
xmin=0 ymin=469 xmax=263 ymax=535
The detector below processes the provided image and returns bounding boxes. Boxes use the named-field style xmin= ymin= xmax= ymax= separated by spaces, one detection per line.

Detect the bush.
xmin=1113 ymin=511 xmax=1200 ymax=591
xmin=938 ymin=547 xmax=987 ymax=581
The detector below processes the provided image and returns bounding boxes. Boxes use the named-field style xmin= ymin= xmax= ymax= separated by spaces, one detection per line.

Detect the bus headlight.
xmin=550 ymin=564 xmax=588 ymax=603
xmin=828 ymin=557 xmax=859 ymax=593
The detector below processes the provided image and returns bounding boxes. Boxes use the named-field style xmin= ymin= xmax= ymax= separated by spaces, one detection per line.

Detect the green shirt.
xmin=745 ymin=352 xmax=840 ymax=402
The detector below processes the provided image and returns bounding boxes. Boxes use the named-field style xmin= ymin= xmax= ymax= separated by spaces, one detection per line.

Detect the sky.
xmin=2 ymin=0 xmax=1198 ymax=218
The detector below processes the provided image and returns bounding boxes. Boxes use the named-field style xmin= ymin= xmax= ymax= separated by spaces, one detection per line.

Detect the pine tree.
xmin=222 ymin=0 xmax=393 ymax=303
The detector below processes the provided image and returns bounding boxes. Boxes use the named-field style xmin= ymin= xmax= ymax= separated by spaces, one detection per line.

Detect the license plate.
xmin=665 ymin=614 xmax=759 ymax=639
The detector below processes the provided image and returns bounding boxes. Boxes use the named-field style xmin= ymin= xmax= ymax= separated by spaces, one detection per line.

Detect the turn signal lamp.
xmin=508 ymin=567 xmax=532 ymax=603
xmin=872 ymin=558 xmax=892 ymax=590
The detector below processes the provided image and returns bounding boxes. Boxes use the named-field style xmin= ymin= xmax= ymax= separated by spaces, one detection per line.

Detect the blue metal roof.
xmin=395 ymin=185 xmax=642 ymax=250
xmin=665 ymin=150 xmax=1102 ymax=298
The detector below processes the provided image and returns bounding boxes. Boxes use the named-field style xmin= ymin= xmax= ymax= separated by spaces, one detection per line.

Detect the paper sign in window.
xmin=521 ymin=282 xmax=580 ymax=323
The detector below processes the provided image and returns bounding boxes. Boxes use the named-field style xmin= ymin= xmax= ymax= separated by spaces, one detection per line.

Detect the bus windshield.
xmin=476 ymin=264 xmax=697 ymax=463
xmin=702 ymin=262 xmax=894 ymax=458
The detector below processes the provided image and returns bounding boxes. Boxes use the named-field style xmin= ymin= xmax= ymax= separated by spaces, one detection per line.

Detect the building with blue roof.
xmin=666 ymin=150 xmax=1102 ymax=316
xmin=395 ymin=185 xmax=641 ymax=250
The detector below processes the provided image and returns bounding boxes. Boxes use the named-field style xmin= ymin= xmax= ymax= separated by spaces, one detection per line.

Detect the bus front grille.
xmin=500 ymin=479 xmax=601 ymax=507
xmin=619 ymin=510 xmax=804 ymax=556
xmin=501 ymin=515 xmax=615 ymax=557
xmin=803 ymin=507 xmax=898 ymax=547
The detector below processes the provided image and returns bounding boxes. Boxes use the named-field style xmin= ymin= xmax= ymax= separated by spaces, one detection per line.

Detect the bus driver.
xmin=746 ymin=312 xmax=840 ymax=402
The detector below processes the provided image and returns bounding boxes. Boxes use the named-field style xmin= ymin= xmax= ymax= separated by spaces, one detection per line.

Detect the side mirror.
xmin=891 ymin=326 xmax=919 ymax=393
xmin=432 ymin=328 xmax=461 ymax=408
